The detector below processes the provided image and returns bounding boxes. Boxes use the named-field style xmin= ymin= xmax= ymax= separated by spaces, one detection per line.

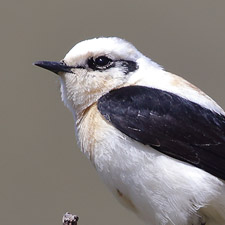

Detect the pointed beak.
xmin=33 ymin=61 xmax=73 ymax=74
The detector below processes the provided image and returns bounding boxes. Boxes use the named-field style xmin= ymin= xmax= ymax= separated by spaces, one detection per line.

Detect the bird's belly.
xmin=93 ymin=129 xmax=225 ymax=224
xmin=77 ymin=105 xmax=224 ymax=225
xmin=78 ymin=105 xmax=159 ymax=223
xmin=92 ymin=126 xmax=158 ymax=224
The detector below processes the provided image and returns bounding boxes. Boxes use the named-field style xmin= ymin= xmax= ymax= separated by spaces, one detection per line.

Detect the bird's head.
xmin=34 ymin=37 xmax=160 ymax=119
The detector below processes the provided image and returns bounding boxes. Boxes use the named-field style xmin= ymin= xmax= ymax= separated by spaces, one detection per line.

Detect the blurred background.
xmin=1 ymin=0 xmax=225 ymax=225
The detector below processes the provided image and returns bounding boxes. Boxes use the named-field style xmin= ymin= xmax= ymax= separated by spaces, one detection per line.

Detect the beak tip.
xmin=33 ymin=61 xmax=39 ymax=67
xmin=33 ymin=60 xmax=72 ymax=74
xmin=33 ymin=61 xmax=46 ymax=67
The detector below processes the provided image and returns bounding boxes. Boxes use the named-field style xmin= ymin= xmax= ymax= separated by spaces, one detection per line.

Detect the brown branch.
xmin=62 ymin=212 xmax=79 ymax=225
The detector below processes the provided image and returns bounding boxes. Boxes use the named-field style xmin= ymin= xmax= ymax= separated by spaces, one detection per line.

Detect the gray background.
xmin=1 ymin=1 xmax=225 ymax=225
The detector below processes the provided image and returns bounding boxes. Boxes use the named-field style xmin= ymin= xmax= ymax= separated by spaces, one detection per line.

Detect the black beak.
xmin=33 ymin=61 xmax=73 ymax=74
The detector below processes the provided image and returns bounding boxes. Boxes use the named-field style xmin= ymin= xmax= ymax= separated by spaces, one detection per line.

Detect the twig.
xmin=62 ymin=212 xmax=79 ymax=225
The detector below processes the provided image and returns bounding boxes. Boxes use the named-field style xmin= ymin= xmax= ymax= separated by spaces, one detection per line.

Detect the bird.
xmin=34 ymin=37 xmax=225 ymax=225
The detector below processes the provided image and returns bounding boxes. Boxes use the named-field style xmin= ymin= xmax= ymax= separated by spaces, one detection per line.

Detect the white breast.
xmin=77 ymin=104 xmax=225 ymax=225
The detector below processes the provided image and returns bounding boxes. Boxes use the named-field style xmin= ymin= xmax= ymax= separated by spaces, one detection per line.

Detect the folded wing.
xmin=97 ymin=85 xmax=225 ymax=180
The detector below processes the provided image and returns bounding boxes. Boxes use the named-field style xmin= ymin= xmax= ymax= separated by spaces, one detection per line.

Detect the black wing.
xmin=97 ymin=85 xmax=225 ymax=180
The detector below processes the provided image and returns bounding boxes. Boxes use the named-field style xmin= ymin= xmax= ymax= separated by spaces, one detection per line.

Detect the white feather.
xmin=58 ymin=37 xmax=225 ymax=225
xmin=76 ymin=104 xmax=225 ymax=225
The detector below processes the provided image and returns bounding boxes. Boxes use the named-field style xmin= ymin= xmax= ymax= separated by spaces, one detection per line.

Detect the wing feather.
xmin=97 ymin=85 xmax=225 ymax=180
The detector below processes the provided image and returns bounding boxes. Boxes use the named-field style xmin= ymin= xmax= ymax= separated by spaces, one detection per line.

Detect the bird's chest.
xmin=77 ymin=104 xmax=142 ymax=206
xmin=77 ymin=106 xmax=160 ymax=219
xmin=76 ymin=103 xmax=103 ymax=161
xmin=76 ymin=104 xmax=213 ymax=225
xmin=77 ymin=103 xmax=137 ymax=174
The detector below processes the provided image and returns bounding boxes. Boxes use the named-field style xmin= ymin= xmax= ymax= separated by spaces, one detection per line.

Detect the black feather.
xmin=98 ymin=85 xmax=225 ymax=180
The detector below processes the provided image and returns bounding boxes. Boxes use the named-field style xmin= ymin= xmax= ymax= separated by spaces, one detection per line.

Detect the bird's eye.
xmin=88 ymin=56 xmax=113 ymax=70
xmin=95 ymin=56 xmax=112 ymax=67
